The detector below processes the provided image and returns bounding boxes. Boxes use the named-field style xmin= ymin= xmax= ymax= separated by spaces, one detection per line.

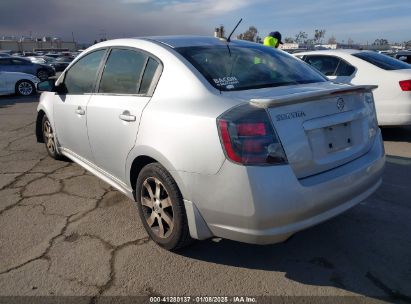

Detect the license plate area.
xmin=325 ymin=122 xmax=352 ymax=153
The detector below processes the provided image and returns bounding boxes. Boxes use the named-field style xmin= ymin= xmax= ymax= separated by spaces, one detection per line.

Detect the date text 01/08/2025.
xmin=149 ymin=296 xmax=257 ymax=303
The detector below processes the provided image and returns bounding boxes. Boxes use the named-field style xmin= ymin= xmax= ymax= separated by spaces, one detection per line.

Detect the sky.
xmin=0 ymin=0 xmax=410 ymax=44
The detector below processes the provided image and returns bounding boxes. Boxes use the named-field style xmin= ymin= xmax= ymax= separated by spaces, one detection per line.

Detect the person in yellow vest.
xmin=254 ymin=31 xmax=284 ymax=65
xmin=263 ymin=31 xmax=283 ymax=48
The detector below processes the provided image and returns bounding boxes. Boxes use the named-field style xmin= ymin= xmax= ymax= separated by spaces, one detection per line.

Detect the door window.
xmin=99 ymin=49 xmax=147 ymax=94
xmin=64 ymin=49 xmax=106 ymax=94
xmin=11 ymin=58 xmax=31 ymax=65
xmin=139 ymin=57 xmax=160 ymax=95
xmin=0 ymin=59 xmax=12 ymax=65
xmin=335 ymin=60 xmax=356 ymax=76
xmin=305 ymin=56 xmax=340 ymax=76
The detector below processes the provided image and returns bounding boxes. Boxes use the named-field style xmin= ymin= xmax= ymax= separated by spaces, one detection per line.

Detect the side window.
xmin=335 ymin=60 xmax=356 ymax=76
xmin=99 ymin=49 xmax=147 ymax=94
xmin=139 ymin=57 xmax=160 ymax=95
xmin=11 ymin=59 xmax=30 ymax=65
xmin=305 ymin=56 xmax=340 ymax=76
xmin=64 ymin=49 xmax=105 ymax=94
xmin=0 ymin=59 xmax=12 ymax=65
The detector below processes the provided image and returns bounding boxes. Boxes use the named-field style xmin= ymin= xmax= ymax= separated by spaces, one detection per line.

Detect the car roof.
xmin=139 ymin=35 xmax=254 ymax=48
xmin=294 ymin=49 xmax=367 ymax=57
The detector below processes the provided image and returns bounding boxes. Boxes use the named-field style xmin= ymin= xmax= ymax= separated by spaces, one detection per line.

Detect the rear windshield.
xmin=353 ymin=52 xmax=411 ymax=70
xmin=176 ymin=44 xmax=327 ymax=91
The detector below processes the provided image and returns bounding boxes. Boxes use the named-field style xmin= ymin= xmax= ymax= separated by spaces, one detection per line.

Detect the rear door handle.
xmin=75 ymin=106 xmax=85 ymax=115
xmin=119 ymin=110 xmax=136 ymax=122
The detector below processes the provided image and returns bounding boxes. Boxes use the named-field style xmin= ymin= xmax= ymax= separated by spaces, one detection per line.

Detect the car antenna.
xmin=226 ymin=18 xmax=242 ymax=43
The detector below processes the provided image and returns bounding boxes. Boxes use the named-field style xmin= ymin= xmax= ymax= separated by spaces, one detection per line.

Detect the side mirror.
xmin=37 ymin=80 xmax=56 ymax=92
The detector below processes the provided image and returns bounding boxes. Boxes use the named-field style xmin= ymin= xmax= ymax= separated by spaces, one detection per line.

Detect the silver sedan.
xmin=36 ymin=36 xmax=385 ymax=250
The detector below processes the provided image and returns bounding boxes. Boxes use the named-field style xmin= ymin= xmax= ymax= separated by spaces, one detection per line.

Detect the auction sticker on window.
xmin=213 ymin=76 xmax=239 ymax=88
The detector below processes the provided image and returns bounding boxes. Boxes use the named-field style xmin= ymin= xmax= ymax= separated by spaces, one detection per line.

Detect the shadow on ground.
xmin=181 ymin=156 xmax=411 ymax=302
xmin=381 ymin=126 xmax=411 ymax=143
xmin=0 ymin=94 xmax=40 ymax=108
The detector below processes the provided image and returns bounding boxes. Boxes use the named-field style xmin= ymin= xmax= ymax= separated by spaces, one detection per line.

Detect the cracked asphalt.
xmin=0 ymin=95 xmax=410 ymax=303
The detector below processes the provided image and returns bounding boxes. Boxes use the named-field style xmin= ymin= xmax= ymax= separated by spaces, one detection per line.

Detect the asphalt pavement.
xmin=0 ymin=95 xmax=410 ymax=303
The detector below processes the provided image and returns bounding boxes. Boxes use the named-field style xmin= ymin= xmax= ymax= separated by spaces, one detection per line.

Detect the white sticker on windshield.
xmin=213 ymin=76 xmax=239 ymax=87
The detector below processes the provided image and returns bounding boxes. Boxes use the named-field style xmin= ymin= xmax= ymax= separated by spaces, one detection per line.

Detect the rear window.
xmin=353 ymin=52 xmax=411 ymax=70
xmin=176 ymin=44 xmax=326 ymax=91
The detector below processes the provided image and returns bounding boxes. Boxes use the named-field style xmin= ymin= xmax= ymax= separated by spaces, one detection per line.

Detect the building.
xmin=0 ymin=38 xmax=77 ymax=52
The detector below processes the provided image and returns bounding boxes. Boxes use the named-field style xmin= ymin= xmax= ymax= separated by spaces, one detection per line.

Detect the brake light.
xmin=399 ymin=80 xmax=411 ymax=91
xmin=217 ymin=104 xmax=287 ymax=165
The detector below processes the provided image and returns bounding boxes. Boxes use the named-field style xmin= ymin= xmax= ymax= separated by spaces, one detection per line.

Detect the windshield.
xmin=176 ymin=44 xmax=327 ymax=91
xmin=353 ymin=52 xmax=411 ymax=70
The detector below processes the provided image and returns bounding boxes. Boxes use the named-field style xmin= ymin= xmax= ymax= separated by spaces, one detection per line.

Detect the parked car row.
xmin=0 ymin=57 xmax=55 ymax=81
xmin=294 ymin=50 xmax=411 ymax=126
xmin=0 ymin=50 xmax=79 ymax=96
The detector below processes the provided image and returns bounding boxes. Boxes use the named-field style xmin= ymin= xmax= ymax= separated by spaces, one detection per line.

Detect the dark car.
xmin=395 ymin=51 xmax=411 ymax=64
xmin=0 ymin=57 xmax=55 ymax=80
xmin=50 ymin=57 xmax=73 ymax=72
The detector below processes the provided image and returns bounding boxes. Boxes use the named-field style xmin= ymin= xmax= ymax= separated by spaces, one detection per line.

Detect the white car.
xmin=35 ymin=37 xmax=384 ymax=250
xmin=0 ymin=71 xmax=39 ymax=96
xmin=295 ymin=50 xmax=411 ymax=126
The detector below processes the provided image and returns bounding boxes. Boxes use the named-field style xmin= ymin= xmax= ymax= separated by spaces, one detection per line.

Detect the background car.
xmin=0 ymin=71 xmax=39 ymax=95
xmin=394 ymin=51 xmax=411 ymax=64
xmin=50 ymin=56 xmax=73 ymax=71
xmin=0 ymin=57 xmax=55 ymax=81
xmin=295 ymin=50 xmax=411 ymax=126
xmin=36 ymin=37 xmax=384 ymax=250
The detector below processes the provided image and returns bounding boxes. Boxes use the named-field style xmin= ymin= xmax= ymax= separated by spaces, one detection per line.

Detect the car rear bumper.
xmin=376 ymin=97 xmax=411 ymax=126
xmin=180 ymin=130 xmax=385 ymax=244
xmin=378 ymin=113 xmax=411 ymax=126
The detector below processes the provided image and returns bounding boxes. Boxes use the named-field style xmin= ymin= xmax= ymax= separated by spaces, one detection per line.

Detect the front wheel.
xmin=136 ymin=163 xmax=192 ymax=251
xmin=42 ymin=115 xmax=62 ymax=160
xmin=37 ymin=69 xmax=49 ymax=81
xmin=15 ymin=80 xmax=35 ymax=96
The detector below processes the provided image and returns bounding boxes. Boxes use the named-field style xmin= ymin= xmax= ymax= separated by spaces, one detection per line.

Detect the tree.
xmin=405 ymin=40 xmax=411 ymax=48
xmin=294 ymin=31 xmax=307 ymax=44
xmin=284 ymin=37 xmax=294 ymax=43
xmin=373 ymin=38 xmax=389 ymax=46
xmin=327 ymin=35 xmax=337 ymax=44
xmin=314 ymin=29 xmax=326 ymax=44
xmin=237 ymin=26 xmax=258 ymax=42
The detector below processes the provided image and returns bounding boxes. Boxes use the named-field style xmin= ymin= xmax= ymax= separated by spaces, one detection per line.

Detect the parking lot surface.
xmin=0 ymin=95 xmax=410 ymax=302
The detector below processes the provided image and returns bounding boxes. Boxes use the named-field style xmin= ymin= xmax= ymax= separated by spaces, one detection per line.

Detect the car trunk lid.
xmin=223 ymin=82 xmax=378 ymax=179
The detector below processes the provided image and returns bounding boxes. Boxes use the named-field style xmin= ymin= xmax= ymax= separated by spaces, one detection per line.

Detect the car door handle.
xmin=75 ymin=107 xmax=85 ymax=115
xmin=119 ymin=110 xmax=136 ymax=122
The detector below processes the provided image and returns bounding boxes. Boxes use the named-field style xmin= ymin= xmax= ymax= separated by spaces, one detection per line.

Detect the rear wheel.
xmin=42 ymin=115 xmax=62 ymax=160
xmin=136 ymin=163 xmax=192 ymax=251
xmin=15 ymin=80 xmax=35 ymax=96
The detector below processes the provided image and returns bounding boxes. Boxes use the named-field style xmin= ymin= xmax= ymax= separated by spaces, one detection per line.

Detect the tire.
xmin=37 ymin=69 xmax=49 ymax=81
xmin=42 ymin=115 xmax=62 ymax=160
xmin=15 ymin=80 xmax=35 ymax=96
xmin=136 ymin=163 xmax=192 ymax=251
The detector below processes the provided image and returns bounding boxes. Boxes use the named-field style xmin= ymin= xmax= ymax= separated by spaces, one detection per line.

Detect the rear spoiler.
xmin=250 ymin=85 xmax=378 ymax=108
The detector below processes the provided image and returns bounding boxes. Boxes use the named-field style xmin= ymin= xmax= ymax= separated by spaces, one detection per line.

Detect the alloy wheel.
xmin=140 ymin=177 xmax=174 ymax=238
xmin=43 ymin=120 xmax=56 ymax=154
xmin=17 ymin=81 xmax=33 ymax=95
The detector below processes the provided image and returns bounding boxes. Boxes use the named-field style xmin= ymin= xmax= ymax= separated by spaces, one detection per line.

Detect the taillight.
xmin=399 ymin=80 xmax=411 ymax=91
xmin=217 ymin=104 xmax=287 ymax=165
xmin=364 ymin=92 xmax=378 ymax=139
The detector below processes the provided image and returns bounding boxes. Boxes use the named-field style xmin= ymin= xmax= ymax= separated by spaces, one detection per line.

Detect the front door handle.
xmin=119 ymin=110 xmax=136 ymax=122
xmin=75 ymin=106 xmax=85 ymax=115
